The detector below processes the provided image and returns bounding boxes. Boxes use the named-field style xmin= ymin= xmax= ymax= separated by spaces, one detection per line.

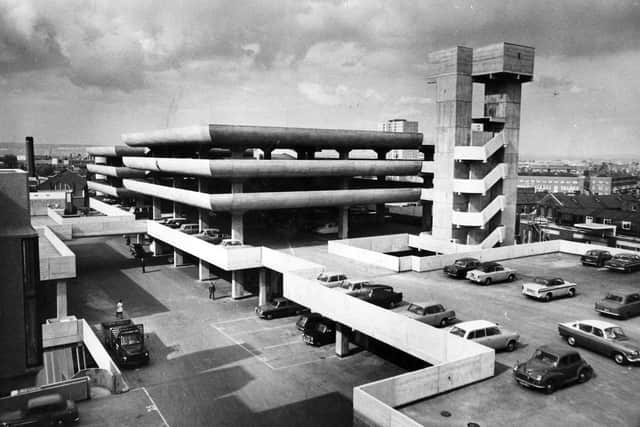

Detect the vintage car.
xmin=466 ymin=262 xmax=517 ymax=285
xmin=313 ymin=222 xmax=339 ymax=234
xmin=449 ymin=320 xmax=519 ymax=352
xmin=595 ymin=291 xmax=640 ymax=319
xmin=404 ymin=302 xmax=456 ymax=327
xmin=163 ymin=217 xmax=189 ymax=229
xmin=296 ymin=312 xmax=329 ymax=332
xmin=316 ymin=272 xmax=348 ymax=288
xmin=513 ymin=345 xmax=593 ymax=394
xmin=443 ymin=257 xmax=481 ymax=279
xmin=255 ymin=297 xmax=309 ymax=320
xmin=334 ymin=280 xmax=388 ymax=296
xmin=521 ymin=277 xmax=577 ymax=302
xmin=558 ymin=319 xmax=640 ymax=364
xmin=303 ymin=319 xmax=336 ymax=347
xmin=0 ymin=393 xmax=79 ymax=426
xmin=357 ymin=285 xmax=403 ymax=309
xmin=604 ymin=253 xmax=640 ymax=272
xmin=580 ymin=249 xmax=612 ymax=267
xmin=196 ymin=228 xmax=229 ymax=244
xmin=220 ymin=238 xmax=244 ymax=247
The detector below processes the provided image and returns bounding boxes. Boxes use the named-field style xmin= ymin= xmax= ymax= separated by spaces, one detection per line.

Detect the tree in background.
xmin=36 ymin=164 xmax=54 ymax=177
xmin=1 ymin=154 xmax=18 ymax=169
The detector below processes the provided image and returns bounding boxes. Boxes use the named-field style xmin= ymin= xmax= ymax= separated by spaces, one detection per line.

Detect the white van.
xmin=179 ymin=223 xmax=200 ymax=234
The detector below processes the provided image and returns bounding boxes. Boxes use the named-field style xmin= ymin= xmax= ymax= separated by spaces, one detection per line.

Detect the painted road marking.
xmin=232 ymin=323 xmax=293 ymax=335
xmin=273 ymin=354 xmax=338 ymax=370
xmin=212 ymin=324 xmax=277 ymax=370
xmin=212 ymin=315 xmax=258 ymax=325
xmin=140 ymin=387 xmax=170 ymax=427
xmin=262 ymin=339 xmax=303 ymax=350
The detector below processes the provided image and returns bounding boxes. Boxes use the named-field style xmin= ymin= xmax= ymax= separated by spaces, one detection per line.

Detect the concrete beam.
xmin=258 ymin=268 xmax=268 ymax=306
xmin=56 ymin=280 xmax=67 ymax=318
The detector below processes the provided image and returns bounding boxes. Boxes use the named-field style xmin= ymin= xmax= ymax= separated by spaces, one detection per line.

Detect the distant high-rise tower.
xmin=379 ymin=119 xmax=422 ymax=183
xmin=424 ymin=42 xmax=534 ymax=247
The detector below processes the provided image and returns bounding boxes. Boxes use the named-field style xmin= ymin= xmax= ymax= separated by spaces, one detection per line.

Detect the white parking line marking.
xmin=262 ymin=339 xmax=302 ymax=350
xmin=233 ymin=323 xmax=294 ymax=335
xmin=212 ymin=315 xmax=257 ymax=325
xmin=140 ymin=387 xmax=170 ymax=427
xmin=273 ymin=354 xmax=338 ymax=370
xmin=212 ymin=324 xmax=277 ymax=370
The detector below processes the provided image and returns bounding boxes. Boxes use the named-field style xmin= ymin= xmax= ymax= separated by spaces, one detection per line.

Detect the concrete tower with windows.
xmin=425 ymin=42 xmax=534 ymax=246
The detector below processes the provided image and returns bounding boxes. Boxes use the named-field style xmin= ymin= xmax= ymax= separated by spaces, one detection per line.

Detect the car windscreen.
xmin=604 ymin=327 xmax=628 ymax=340
xmin=533 ymin=277 xmax=549 ymax=285
xmin=534 ymin=349 xmax=558 ymax=364
xmin=604 ymin=294 xmax=624 ymax=303
xmin=449 ymin=327 xmax=466 ymax=337
xmin=407 ymin=304 xmax=424 ymax=315
xmin=454 ymin=260 xmax=466 ymax=267
xmin=120 ymin=333 xmax=141 ymax=345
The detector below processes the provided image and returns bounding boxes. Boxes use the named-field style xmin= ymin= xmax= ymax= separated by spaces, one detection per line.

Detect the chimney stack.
xmin=25 ymin=136 xmax=36 ymax=178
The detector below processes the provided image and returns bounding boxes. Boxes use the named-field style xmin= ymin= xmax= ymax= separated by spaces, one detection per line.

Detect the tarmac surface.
xmin=67 ymin=236 xmax=405 ymax=427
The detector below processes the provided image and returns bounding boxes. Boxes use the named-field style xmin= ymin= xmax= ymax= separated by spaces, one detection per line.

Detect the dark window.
xmin=558 ymin=356 xmax=569 ymax=366
xmin=593 ymin=328 xmax=604 ymax=338
xmin=473 ymin=329 xmax=486 ymax=339
xmin=628 ymin=294 xmax=640 ymax=303
xmin=486 ymin=327 xmax=500 ymax=336
xmin=579 ymin=324 xmax=592 ymax=333
xmin=22 ymin=237 xmax=42 ymax=368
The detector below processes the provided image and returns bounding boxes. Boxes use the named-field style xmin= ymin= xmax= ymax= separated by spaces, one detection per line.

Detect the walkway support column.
xmin=173 ymin=177 xmax=186 ymax=266
xmin=198 ymin=178 xmax=213 ymax=281
xmin=375 ymin=149 xmax=389 ymax=223
xmin=56 ymin=280 xmax=67 ymax=318
xmin=231 ymin=270 xmax=248 ymax=299
xmin=258 ymin=268 xmax=269 ymax=306
xmin=335 ymin=323 xmax=350 ymax=357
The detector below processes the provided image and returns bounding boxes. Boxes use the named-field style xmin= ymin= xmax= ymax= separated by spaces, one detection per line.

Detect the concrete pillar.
xmin=136 ymin=234 xmax=142 ymax=244
xmin=375 ymin=149 xmax=389 ymax=223
xmin=263 ymin=149 xmax=272 ymax=160
xmin=56 ymin=280 xmax=67 ymax=318
xmin=258 ymin=268 xmax=269 ymax=306
xmin=198 ymin=178 xmax=214 ymax=279
xmin=173 ymin=177 xmax=184 ymax=218
xmin=232 ymin=270 xmax=247 ymax=299
xmin=198 ymin=261 xmax=212 ymax=281
xmin=173 ymin=249 xmax=185 ymax=267
xmin=427 ymin=46 xmax=473 ymax=243
xmin=335 ymin=323 xmax=350 ymax=357
xmin=338 ymin=149 xmax=350 ymax=239
xmin=152 ymin=197 xmax=162 ymax=220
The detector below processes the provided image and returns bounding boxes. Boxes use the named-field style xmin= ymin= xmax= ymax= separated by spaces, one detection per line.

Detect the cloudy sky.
xmin=1 ymin=0 xmax=639 ymax=159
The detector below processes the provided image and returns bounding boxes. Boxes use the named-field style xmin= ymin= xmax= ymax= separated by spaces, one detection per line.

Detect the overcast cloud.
xmin=1 ymin=0 xmax=639 ymax=159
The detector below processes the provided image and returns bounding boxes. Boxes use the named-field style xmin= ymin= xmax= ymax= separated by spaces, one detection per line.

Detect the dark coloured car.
xmin=558 ymin=319 xmax=640 ymax=365
xmin=595 ymin=291 xmax=640 ymax=319
xmin=443 ymin=257 xmax=481 ymax=278
xmin=303 ymin=319 xmax=336 ymax=347
xmin=256 ymin=297 xmax=309 ymax=320
xmin=404 ymin=302 xmax=456 ymax=327
xmin=604 ymin=253 xmax=640 ymax=272
xmin=357 ymin=286 xmax=403 ymax=309
xmin=0 ymin=393 xmax=79 ymax=426
xmin=580 ymin=249 xmax=612 ymax=267
xmin=296 ymin=312 xmax=326 ymax=331
xmin=513 ymin=345 xmax=593 ymax=394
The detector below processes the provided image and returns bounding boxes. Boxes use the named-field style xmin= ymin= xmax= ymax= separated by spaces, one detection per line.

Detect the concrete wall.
xmin=29 ymin=192 xmax=66 ymax=215
xmin=42 ymin=318 xmax=82 ymax=348
xmin=0 ymin=377 xmax=90 ymax=412
xmin=327 ymin=234 xmax=412 ymax=272
xmin=37 ymin=227 xmax=76 ymax=281
xmin=79 ymin=319 xmax=128 ymax=393
xmin=48 ymin=202 xmax=147 ymax=238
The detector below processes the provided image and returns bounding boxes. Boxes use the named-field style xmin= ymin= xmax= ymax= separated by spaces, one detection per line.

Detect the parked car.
xmin=221 ymin=238 xmax=244 ymax=247
xmin=303 ymin=319 xmax=336 ymax=347
xmin=334 ymin=280 xmax=388 ymax=296
xmin=255 ymin=297 xmax=309 ymax=320
xmin=449 ymin=320 xmax=519 ymax=352
xmin=466 ymin=262 xmax=517 ymax=285
xmin=521 ymin=277 xmax=577 ymax=302
xmin=0 ymin=393 xmax=79 ymax=426
xmin=316 ymin=272 xmax=348 ymax=288
xmin=595 ymin=291 xmax=640 ymax=319
xmin=357 ymin=285 xmax=403 ymax=309
xmin=558 ymin=319 xmax=640 ymax=365
xmin=179 ymin=223 xmax=200 ymax=234
xmin=404 ymin=302 xmax=456 ymax=327
xmin=313 ymin=222 xmax=339 ymax=234
xmin=196 ymin=228 xmax=230 ymax=244
xmin=580 ymin=249 xmax=612 ymax=267
xmin=296 ymin=312 xmax=327 ymax=332
xmin=443 ymin=257 xmax=481 ymax=279
xmin=604 ymin=253 xmax=640 ymax=272
xmin=163 ymin=217 xmax=189 ymax=229
xmin=513 ymin=345 xmax=593 ymax=394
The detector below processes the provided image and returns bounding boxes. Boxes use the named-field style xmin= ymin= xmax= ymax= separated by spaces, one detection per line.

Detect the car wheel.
xmin=484 ymin=278 xmax=492 ymax=286
xmin=577 ymin=368 xmax=591 ymax=383
xmin=266 ymin=314 xmax=273 ymax=320
xmin=544 ymin=293 xmax=553 ymax=302
xmin=613 ymin=352 xmax=626 ymax=365
xmin=506 ymin=340 xmax=517 ymax=352
xmin=388 ymin=301 xmax=396 ymax=309
xmin=567 ymin=336 xmax=576 ymax=346
xmin=507 ymin=274 xmax=516 ymax=282
xmin=544 ymin=381 xmax=556 ymax=394
xmin=568 ymin=288 xmax=576 ymax=297
xmin=440 ymin=318 xmax=448 ymax=327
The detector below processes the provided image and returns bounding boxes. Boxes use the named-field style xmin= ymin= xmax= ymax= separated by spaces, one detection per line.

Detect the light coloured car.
xmin=313 ymin=222 xmax=339 ymax=234
xmin=404 ymin=302 xmax=456 ymax=327
xmin=522 ymin=277 xmax=577 ymax=302
xmin=196 ymin=228 xmax=229 ymax=244
xmin=316 ymin=272 xmax=348 ymax=288
xmin=334 ymin=279 xmax=374 ymax=295
xmin=221 ymin=238 xmax=243 ymax=247
xmin=449 ymin=320 xmax=520 ymax=352
xmin=179 ymin=223 xmax=200 ymax=234
xmin=466 ymin=262 xmax=517 ymax=285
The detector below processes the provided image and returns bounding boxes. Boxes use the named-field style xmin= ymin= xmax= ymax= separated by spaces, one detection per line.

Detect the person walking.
xmin=209 ymin=280 xmax=216 ymax=300
xmin=140 ymin=256 xmax=146 ymax=273
xmin=116 ymin=299 xmax=124 ymax=319
xmin=125 ymin=235 xmax=131 ymax=246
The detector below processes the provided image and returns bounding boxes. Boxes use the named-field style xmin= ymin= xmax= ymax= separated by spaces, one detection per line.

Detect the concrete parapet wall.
xmin=37 ymin=226 xmax=76 ymax=281
xmin=328 ymin=234 xmax=411 ymax=272
xmin=261 ymin=248 xmax=323 ymax=279
xmin=0 ymin=377 xmax=90 ymax=412
xmin=29 ymin=192 xmax=66 ymax=215
xmin=42 ymin=318 xmax=82 ymax=348
xmin=79 ymin=319 xmax=128 ymax=393
xmin=90 ymin=198 xmax=136 ymax=218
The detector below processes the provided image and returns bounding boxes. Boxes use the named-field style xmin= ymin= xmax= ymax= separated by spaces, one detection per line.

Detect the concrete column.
xmin=56 ymin=280 xmax=67 ymax=318
xmin=338 ymin=149 xmax=350 ymax=239
xmin=427 ymin=46 xmax=473 ymax=243
xmin=375 ymin=149 xmax=389 ymax=223
xmin=335 ymin=323 xmax=350 ymax=357
xmin=263 ymin=149 xmax=272 ymax=160
xmin=258 ymin=268 xmax=269 ymax=306
xmin=172 ymin=177 xmax=183 ymax=218
xmin=231 ymin=270 xmax=247 ymax=299
xmin=173 ymin=249 xmax=185 ymax=267
xmin=198 ymin=178 xmax=213 ymax=280
xmin=152 ymin=197 xmax=162 ymax=220
xmin=151 ymin=240 xmax=164 ymax=256
xmin=136 ymin=234 xmax=142 ymax=244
